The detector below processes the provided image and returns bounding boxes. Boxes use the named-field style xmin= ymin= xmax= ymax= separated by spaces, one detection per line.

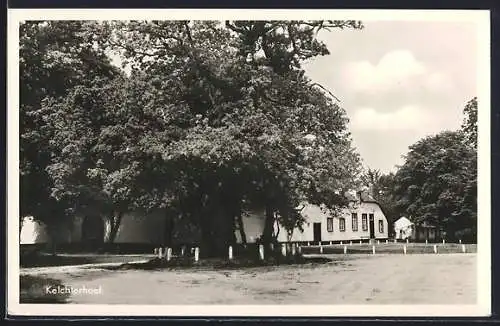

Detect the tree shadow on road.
xmin=20 ymin=275 xmax=70 ymax=303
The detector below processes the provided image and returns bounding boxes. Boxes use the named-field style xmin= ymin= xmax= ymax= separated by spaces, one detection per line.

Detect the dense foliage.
xmin=388 ymin=98 xmax=478 ymax=241
xmin=20 ymin=20 xmax=364 ymax=255
xmin=20 ymin=20 xmax=477 ymax=249
xmin=20 ymin=21 xmax=120 ymax=238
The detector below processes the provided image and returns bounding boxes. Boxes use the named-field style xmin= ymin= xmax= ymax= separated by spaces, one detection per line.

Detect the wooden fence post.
xmin=281 ymin=243 xmax=287 ymax=257
xmin=166 ymin=247 xmax=172 ymax=261
xmin=194 ymin=247 xmax=200 ymax=262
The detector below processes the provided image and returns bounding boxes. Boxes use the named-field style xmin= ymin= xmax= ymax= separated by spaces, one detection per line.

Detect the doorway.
xmin=369 ymin=214 xmax=375 ymax=239
xmin=313 ymin=223 xmax=322 ymax=243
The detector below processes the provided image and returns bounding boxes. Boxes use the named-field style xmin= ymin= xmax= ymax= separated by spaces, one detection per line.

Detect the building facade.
xmin=394 ymin=216 xmax=440 ymax=242
xmin=237 ymin=193 xmax=389 ymax=244
xmin=20 ymin=193 xmax=389 ymax=246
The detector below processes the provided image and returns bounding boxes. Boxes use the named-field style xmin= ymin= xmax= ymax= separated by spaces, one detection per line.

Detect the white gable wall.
xmin=276 ymin=202 xmax=388 ymax=242
xmin=238 ymin=201 xmax=389 ymax=244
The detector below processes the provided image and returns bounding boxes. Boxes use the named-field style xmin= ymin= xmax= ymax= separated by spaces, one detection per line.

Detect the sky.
xmin=108 ymin=20 xmax=478 ymax=174
xmin=303 ymin=20 xmax=478 ymax=173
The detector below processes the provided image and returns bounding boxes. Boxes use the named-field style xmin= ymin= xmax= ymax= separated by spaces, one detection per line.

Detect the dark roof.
xmin=345 ymin=190 xmax=376 ymax=203
xmin=417 ymin=221 xmax=437 ymax=228
xmin=345 ymin=190 xmax=389 ymax=220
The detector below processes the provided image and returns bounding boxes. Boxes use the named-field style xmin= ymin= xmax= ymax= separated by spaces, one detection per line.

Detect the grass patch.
xmin=20 ymin=252 xmax=153 ymax=268
xmin=300 ymin=243 xmax=477 ymax=255
xmin=20 ymin=252 xmax=94 ymax=268
xmin=106 ymin=254 xmax=332 ymax=271
xmin=20 ymin=275 xmax=70 ymax=304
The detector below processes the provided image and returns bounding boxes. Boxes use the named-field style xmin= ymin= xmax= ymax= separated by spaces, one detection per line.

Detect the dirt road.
xmin=24 ymin=253 xmax=476 ymax=305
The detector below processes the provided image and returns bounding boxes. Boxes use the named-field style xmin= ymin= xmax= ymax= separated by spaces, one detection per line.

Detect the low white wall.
xmin=20 ymin=216 xmax=50 ymax=244
xmin=114 ymin=210 xmax=166 ymax=244
xmin=239 ymin=202 xmax=389 ymax=244
xmin=236 ymin=210 xmax=266 ymax=243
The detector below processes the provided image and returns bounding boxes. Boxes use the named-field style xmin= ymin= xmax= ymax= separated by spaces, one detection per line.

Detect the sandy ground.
xmin=26 ymin=253 xmax=476 ymax=305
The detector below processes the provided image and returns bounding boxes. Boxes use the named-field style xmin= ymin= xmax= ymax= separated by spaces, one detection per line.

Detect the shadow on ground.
xmin=106 ymin=255 xmax=334 ymax=271
xmin=20 ymin=253 xmax=95 ymax=268
xmin=20 ymin=275 xmax=70 ymax=303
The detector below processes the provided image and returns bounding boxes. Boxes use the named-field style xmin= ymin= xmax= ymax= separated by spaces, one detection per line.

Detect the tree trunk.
xmin=230 ymin=212 xmax=238 ymax=245
xmin=46 ymin=223 xmax=58 ymax=256
xmin=236 ymin=213 xmax=247 ymax=244
xmin=164 ymin=213 xmax=175 ymax=247
xmin=200 ymin=218 xmax=217 ymax=258
xmin=263 ymin=204 xmax=275 ymax=247
xmin=214 ymin=207 xmax=233 ymax=257
xmin=103 ymin=211 xmax=123 ymax=244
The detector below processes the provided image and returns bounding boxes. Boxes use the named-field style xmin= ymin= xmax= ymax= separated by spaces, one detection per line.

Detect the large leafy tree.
xmin=20 ymin=21 xmax=119 ymax=238
xmin=22 ymin=20 xmax=364 ymax=255
xmin=462 ymin=97 xmax=477 ymax=149
xmin=360 ymin=168 xmax=399 ymax=233
xmin=391 ymin=128 xmax=477 ymax=241
xmin=100 ymin=20 xmax=363 ymax=255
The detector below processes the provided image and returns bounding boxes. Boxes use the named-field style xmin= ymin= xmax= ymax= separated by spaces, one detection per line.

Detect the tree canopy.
xmin=21 ymin=20 xmax=364 ymax=254
xmin=389 ymin=98 xmax=477 ymax=241
xmin=20 ymin=21 xmax=120 ymax=236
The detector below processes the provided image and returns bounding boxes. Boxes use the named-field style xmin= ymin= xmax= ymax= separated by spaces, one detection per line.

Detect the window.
xmin=379 ymin=220 xmax=384 ymax=233
xmin=327 ymin=217 xmax=334 ymax=232
xmin=352 ymin=213 xmax=358 ymax=231
xmin=339 ymin=218 xmax=346 ymax=232
xmin=362 ymin=214 xmax=368 ymax=231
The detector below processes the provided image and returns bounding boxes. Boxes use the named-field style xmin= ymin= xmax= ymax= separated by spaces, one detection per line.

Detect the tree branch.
xmin=310 ymin=82 xmax=341 ymax=102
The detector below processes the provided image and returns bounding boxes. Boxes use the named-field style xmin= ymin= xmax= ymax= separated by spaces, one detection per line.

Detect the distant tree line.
xmin=361 ymin=98 xmax=478 ymax=242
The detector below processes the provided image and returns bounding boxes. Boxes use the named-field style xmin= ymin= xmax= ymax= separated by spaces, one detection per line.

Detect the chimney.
xmin=368 ymin=184 xmax=375 ymax=198
xmin=356 ymin=190 xmax=362 ymax=203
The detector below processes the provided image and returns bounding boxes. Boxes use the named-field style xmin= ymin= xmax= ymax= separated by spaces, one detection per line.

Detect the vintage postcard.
xmin=7 ymin=9 xmax=491 ymax=317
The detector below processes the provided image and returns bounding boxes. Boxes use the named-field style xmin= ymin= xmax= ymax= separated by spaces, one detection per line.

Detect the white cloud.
xmin=424 ymin=72 xmax=454 ymax=92
xmin=350 ymin=105 xmax=439 ymax=132
xmin=343 ymin=49 xmax=453 ymax=94
xmin=343 ymin=50 xmax=425 ymax=92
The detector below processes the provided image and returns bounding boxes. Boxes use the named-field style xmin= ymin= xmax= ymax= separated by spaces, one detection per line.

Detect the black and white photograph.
xmin=7 ymin=9 xmax=490 ymax=317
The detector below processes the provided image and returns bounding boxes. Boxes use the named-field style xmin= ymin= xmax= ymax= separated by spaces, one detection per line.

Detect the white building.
xmin=394 ymin=216 xmax=414 ymax=240
xmin=394 ymin=216 xmax=440 ymax=241
xmin=20 ymin=192 xmax=389 ymax=247
xmin=238 ymin=191 xmax=389 ymax=244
